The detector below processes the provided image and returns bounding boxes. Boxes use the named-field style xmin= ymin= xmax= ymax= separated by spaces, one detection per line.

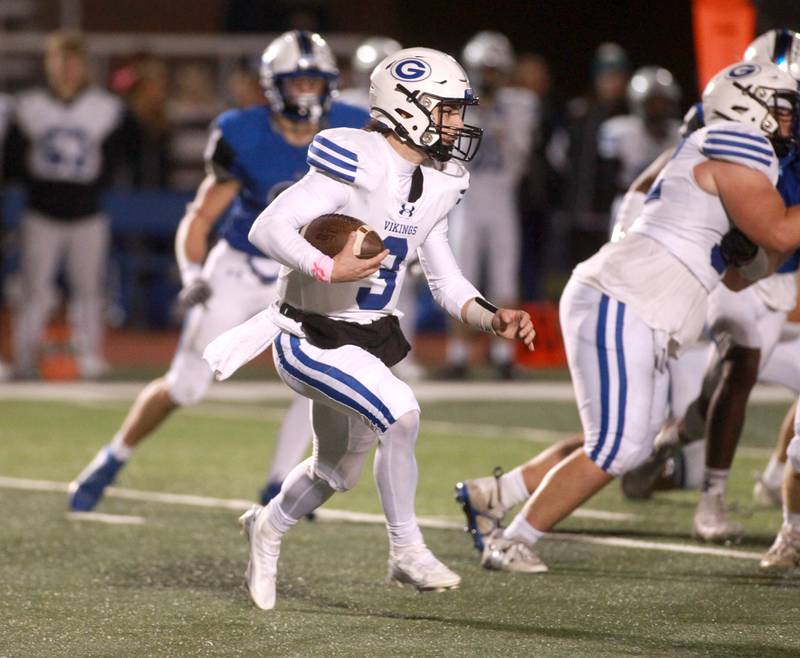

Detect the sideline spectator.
xmin=550 ymin=43 xmax=630 ymax=269
xmin=5 ymin=31 xmax=139 ymax=379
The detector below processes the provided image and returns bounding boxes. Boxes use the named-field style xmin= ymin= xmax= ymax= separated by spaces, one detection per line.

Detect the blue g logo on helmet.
xmin=391 ymin=58 xmax=431 ymax=81
xmin=726 ymin=63 xmax=760 ymax=79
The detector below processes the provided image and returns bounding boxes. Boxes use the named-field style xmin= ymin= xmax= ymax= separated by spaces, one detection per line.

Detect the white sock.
xmin=701 ymin=468 xmax=729 ymax=496
xmin=447 ymin=338 xmax=468 ymax=365
xmin=503 ymin=514 xmax=545 ymax=547
xmin=498 ymin=467 xmax=530 ymax=507
xmin=386 ymin=519 xmax=424 ymax=552
xmin=784 ymin=511 xmax=800 ymax=531
xmin=489 ymin=337 xmax=513 ymax=364
xmin=762 ymin=455 xmax=785 ymax=489
xmin=108 ymin=433 xmax=133 ymax=462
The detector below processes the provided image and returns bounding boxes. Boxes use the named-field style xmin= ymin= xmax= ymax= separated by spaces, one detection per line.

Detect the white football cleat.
xmin=239 ymin=504 xmax=281 ymax=610
xmin=387 ymin=544 xmax=461 ymax=591
xmin=692 ymin=493 xmax=744 ymax=543
xmin=455 ymin=469 xmax=508 ymax=552
xmin=760 ymin=523 xmax=800 ymax=571
xmin=752 ymin=474 xmax=782 ymax=508
xmin=481 ymin=531 xmax=548 ymax=573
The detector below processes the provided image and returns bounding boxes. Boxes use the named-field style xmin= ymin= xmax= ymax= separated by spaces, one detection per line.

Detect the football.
xmin=300 ymin=214 xmax=384 ymax=259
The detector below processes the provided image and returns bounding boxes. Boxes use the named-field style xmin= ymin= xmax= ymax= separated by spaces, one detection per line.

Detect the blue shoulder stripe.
xmin=307 ymin=155 xmax=356 ymax=183
xmin=706 ymin=129 xmax=769 ymax=144
xmin=704 ymin=137 xmax=773 ymax=157
xmin=702 ymin=147 xmax=772 ymax=168
xmin=314 ymin=135 xmax=358 ymax=162
xmin=308 ymin=144 xmax=357 ymax=172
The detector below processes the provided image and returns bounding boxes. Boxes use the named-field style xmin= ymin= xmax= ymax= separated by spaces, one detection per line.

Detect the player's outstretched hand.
xmin=331 ymin=231 xmax=390 ymax=283
xmin=178 ymin=278 xmax=212 ymax=309
xmin=492 ymin=308 xmax=535 ymax=351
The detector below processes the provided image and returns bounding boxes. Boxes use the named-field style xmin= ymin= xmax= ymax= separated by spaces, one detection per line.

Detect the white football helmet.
xmin=353 ymin=37 xmax=403 ymax=75
xmin=744 ymin=29 xmax=800 ymax=80
xmin=702 ymin=60 xmax=799 ymax=147
xmin=462 ymin=31 xmax=515 ymax=74
xmin=260 ymin=30 xmax=338 ymax=122
xmin=369 ymin=47 xmax=482 ymax=162
xmin=627 ymin=66 xmax=681 ymax=117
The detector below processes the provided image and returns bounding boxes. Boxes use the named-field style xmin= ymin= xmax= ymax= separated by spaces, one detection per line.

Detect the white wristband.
xmin=181 ymin=262 xmax=203 ymax=287
xmin=738 ymin=247 xmax=770 ymax=282
xmin=462 ymin=298 xmax=498 ymax=334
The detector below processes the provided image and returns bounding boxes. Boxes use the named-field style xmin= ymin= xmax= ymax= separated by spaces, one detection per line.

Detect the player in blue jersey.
xmin=68 ymin=31 xmax=369 ymax=512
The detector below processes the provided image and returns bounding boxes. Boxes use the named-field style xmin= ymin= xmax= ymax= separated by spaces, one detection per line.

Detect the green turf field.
xmin=1 ymin=394 xmax=799 ymax=657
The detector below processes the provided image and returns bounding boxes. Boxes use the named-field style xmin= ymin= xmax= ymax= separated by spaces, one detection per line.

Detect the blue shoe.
xmin=258 ymin=480 xmax=315 ymax=521
xmin=259 ymin=481 xmax=282 ymax=506
xmin=68 ymin=448 xmax=125 ymax=511
xmin=455 ymin=472 xmax=507 ymax=552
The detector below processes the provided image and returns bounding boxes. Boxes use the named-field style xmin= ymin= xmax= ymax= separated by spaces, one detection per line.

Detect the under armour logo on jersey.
xmin=398 ymin=203 xmax=415 ymax=217
xmin=391 ymin=58 xmax=431 ymax=82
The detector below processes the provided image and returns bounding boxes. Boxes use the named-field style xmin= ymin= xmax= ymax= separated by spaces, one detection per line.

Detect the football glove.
xmin=720 ymin=228 xmax=758 ymax=267
xmin=178 ymin=278 xmax=212 ymax=309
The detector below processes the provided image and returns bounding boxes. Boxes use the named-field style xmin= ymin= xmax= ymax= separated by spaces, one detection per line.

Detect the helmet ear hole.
xmin=396 ymin=108 xmax=413 ymax=119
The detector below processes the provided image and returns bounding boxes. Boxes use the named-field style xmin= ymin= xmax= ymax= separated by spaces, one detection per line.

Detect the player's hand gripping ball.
xmin=301 ymin=214 xmax=384 ymax=259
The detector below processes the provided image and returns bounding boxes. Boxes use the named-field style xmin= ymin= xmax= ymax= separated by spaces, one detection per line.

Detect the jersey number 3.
xmin=356 ymin=236 xmax=408 ymax=310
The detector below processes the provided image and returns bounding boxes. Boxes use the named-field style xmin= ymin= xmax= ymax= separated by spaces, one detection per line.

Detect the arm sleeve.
xmin=248 ymin=169 xmax=351 ymax=275
xmin=417 ymin=217 xmax=482 ymax=320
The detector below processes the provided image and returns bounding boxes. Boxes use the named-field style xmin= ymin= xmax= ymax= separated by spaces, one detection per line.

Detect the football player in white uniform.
xmin=68 ymin=31 xmax=369 ymax=511
xmin=469 ymin=61 xmax=800 ymax=573
xmin=444 ymin=31 xmax=538 ymax=379
xmin=598 ymin=66 xmax=681 ymax=234
xmin=237 ymin=47 xmax=535 ymax=609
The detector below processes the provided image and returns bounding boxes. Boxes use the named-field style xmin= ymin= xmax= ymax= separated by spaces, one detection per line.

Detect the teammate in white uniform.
xmin=598 ymin=66 xmax=681 ymax=233
xmin=68 ymin=31 xmax=369 ymax=512
xmin=444 ymin=31 xmax=538 ymax=379
xmin=468 ymin=61 xmax=800 ymax=574
xmin=237 ymin=47 xmax=535 ymax=610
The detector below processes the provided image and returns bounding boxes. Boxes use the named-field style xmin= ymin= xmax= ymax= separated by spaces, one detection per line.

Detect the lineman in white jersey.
xmin=237 ymin=47 xmax=535 ymax=609
xmin=445 ymin=31 xmax=538 ymax=379
xmin=473 ymin=60 xmax=800 ymax=574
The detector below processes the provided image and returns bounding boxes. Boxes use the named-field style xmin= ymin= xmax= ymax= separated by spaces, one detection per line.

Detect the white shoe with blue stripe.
xmin=387 ymin=544 xmax=461 ymax=591
xmin=239 ymin=505 xmax=282 ymax=610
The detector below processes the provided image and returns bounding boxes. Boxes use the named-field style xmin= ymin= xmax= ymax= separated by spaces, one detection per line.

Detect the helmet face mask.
xmin=369 ymin=48 xmax=483 ymax=162
xmin=260 ymin=30 xmax=338 ymax=122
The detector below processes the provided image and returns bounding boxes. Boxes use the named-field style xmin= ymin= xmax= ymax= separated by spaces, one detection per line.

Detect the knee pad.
xmin=165 ymin=350 xmax=213 ymax=406
xmin=312 ymin=455 xmax=366 ymax=492
xmin=787 ymin=436 xmax=800 ymax=473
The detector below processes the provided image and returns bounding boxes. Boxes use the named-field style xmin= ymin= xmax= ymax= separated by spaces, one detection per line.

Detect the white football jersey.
xmin=259 ymin=127 xmax=478 ymax=324
xmin=598 ymin=115 xmax=681 ymax=192
xmin=630 ymin=120 xmax=779 ymax=291
xmin=14 ymin=86 xmax=124 ymax=183
xmin=459 ymin=87 xmax=537 ymax=210
xmin=574 ymin=120 xmax=780 ymax=349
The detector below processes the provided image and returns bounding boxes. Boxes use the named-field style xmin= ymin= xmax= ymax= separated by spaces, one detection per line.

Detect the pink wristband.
xmin=311 ymin=254 xmax=334 ymax=283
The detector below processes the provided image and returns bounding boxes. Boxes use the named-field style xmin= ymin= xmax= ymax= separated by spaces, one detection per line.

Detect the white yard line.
xmin=0 ymin=380 xmax=794 ymax=403
xmin=0 ymin=475 xmax=764 ymax=561
xmin=65 ymin=511 xmax=145 ymax=525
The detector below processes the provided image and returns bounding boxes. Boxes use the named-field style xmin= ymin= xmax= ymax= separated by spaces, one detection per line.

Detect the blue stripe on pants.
xmin=590 ymin=295 xmax=610 ymax=462
xmin=274 ymin=335 xmax=388 ymax=432
xmin=602 ymin=302 xmax=627 ymax=470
